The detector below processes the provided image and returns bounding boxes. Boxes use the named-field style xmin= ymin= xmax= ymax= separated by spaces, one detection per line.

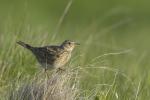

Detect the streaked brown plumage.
xmin=17 ymin=40 xmax=79 ymax=71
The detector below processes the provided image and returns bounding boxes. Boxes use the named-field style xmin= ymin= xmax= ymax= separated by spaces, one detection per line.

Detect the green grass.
xmin=0 ymin=0 xmax=150 ymax=100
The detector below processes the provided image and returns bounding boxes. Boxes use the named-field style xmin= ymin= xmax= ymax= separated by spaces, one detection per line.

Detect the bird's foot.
xmin=56 ymin=68 xmax=65 ymax=73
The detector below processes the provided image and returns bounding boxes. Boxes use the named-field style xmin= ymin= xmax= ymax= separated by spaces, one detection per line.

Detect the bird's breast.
xmin=53 ymin=52 xmax=71 ymax=68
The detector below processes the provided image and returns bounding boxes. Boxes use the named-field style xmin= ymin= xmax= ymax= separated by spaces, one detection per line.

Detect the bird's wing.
xmin=46 ymin=46 xmax=62 ymax=55
xmin=31 ymin=46 xmax=61 ymax=65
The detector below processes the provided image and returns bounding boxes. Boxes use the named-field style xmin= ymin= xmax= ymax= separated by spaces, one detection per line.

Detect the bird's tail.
xmin=17 ymin=41 xmax=33 ymax=50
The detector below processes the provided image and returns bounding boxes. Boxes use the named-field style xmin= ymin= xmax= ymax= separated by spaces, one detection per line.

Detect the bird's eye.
xmin=68 ymin=42 xmax=71 ymax=45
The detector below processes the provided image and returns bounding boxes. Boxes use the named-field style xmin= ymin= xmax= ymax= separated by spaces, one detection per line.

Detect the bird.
xmin=17 ymin=40 xmax=80 ymax=71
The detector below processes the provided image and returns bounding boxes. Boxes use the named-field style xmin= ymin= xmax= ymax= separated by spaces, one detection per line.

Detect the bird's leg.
xmin=44 ymin=68 xmax=49 ymax=79
xmin=44 ymin=54 xmax=49 ymax=79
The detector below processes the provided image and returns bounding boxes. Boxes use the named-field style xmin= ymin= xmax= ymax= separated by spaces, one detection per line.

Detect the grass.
xmin=8 ymin=68 xmax=79 ymax=100
xmin=0 ymin=25 xmax=150 ymax=100
xmin=0 ymin=0 xmax=150 ymax=100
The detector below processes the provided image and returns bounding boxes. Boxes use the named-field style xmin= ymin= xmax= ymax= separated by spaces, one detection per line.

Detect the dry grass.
xmin=8 ymin=67 xmax=80 ymax=100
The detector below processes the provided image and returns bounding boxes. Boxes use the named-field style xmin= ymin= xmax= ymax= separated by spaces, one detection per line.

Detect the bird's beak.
xmin=75 ymin=42 xmax=80 ymax=45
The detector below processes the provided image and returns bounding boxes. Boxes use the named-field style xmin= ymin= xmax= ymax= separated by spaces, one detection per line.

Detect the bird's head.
xmin=61 ymin=40 xmax=80 ymax=51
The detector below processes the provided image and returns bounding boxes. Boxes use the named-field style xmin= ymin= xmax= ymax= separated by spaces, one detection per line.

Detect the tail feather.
xmin=17 ymin=41 xmax=33 ymax=50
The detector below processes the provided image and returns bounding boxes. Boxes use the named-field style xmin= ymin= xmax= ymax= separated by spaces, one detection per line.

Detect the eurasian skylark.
xmin=17 ymin=40 xmax=79 ymax=71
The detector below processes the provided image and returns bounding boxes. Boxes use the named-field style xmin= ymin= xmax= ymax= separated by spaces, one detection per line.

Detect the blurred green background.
xmin=0 ymin=0 xmax=150 ymax=49
xmin=0 ymin=0 xmax=150 ymax=99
